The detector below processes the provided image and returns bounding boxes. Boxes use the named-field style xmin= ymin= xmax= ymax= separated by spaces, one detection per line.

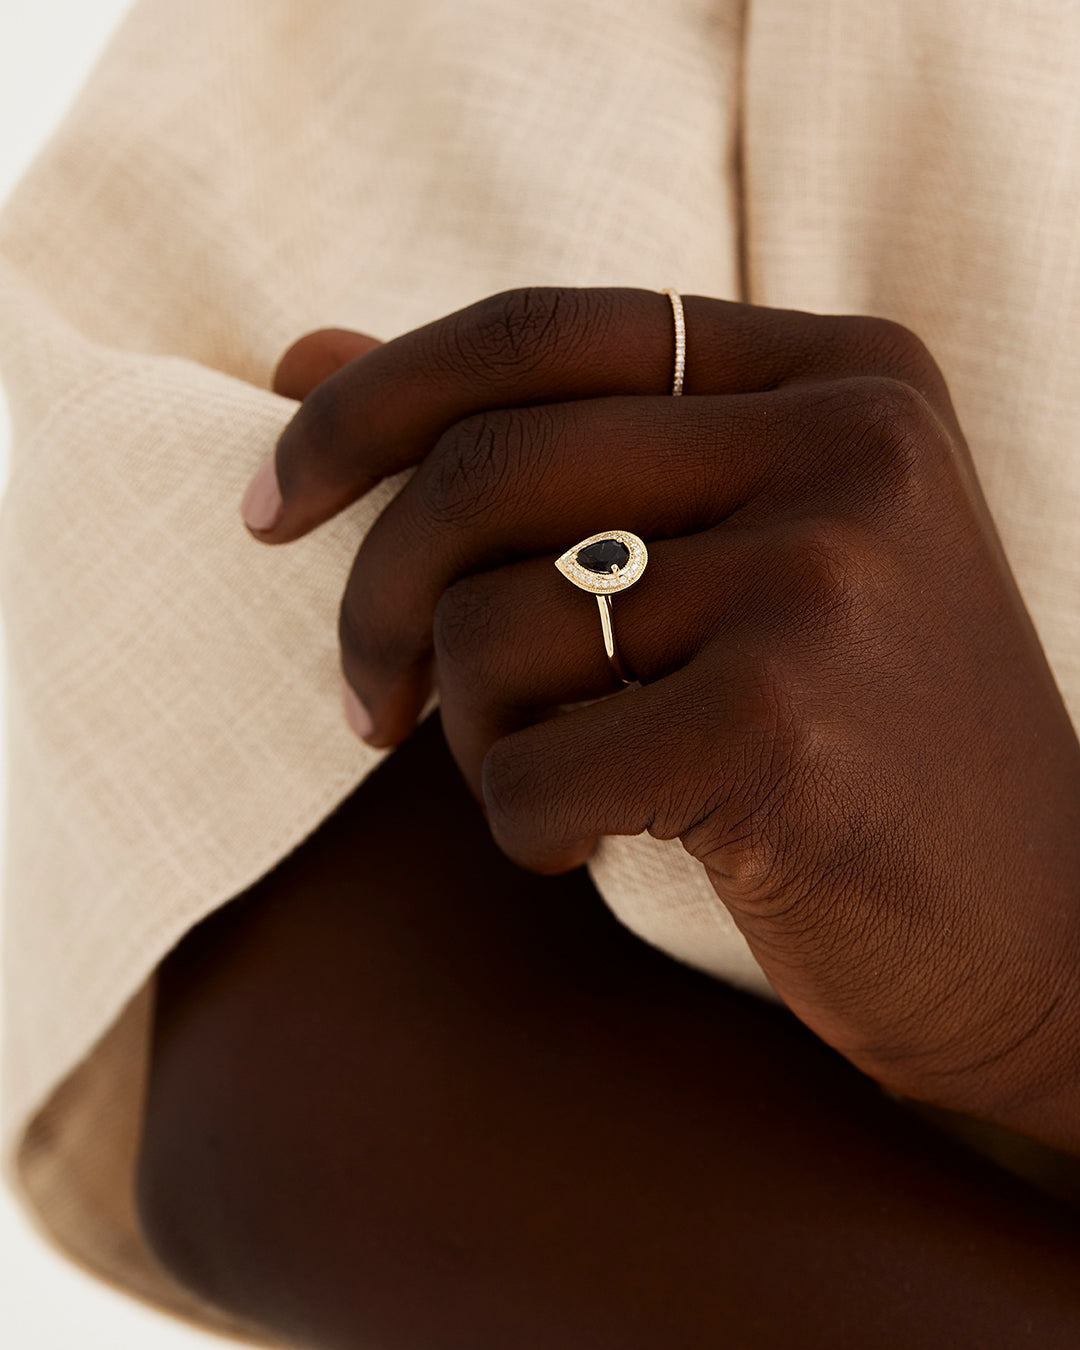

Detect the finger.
xmin=336 ymin=381 xmax=876 ymax=746
xmin=272 ymin=328 xmax=383 ymax=401
xmin=242 ymin=329 xmax=384 ymax=533
xmin=477 ymin=663 xmax=736 ymax=875
xmin=252 ymin=286 xmax=945 ymax=542
xmin=433 ymin=527 xmax=774 ymax=799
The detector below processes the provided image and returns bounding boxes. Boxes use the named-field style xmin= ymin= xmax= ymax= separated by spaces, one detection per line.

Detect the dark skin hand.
xmin=245 ymin=287 xmax=1080 ymax=1150
xmin=135 ymin=295 xmax=1080 ymax=1348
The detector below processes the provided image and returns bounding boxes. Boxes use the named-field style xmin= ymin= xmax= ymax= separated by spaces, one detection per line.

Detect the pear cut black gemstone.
xmin=576 ymin=538 xmax=630 ymax=574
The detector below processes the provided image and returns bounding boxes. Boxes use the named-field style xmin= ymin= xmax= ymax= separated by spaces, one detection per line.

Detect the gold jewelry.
xmin=555 ymin=530 xmax=648 ymax=684
xmin=661 ymin=287 xmax=686 ymax=396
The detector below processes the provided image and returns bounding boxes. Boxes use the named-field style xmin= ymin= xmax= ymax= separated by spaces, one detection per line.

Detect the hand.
xmin=243 ymin=288 xmax=1080 ymax=1149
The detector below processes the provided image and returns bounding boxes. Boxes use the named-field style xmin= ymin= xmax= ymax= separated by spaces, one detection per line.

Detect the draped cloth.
xmin=0 ymin=0 xmax=1076 ymax=1338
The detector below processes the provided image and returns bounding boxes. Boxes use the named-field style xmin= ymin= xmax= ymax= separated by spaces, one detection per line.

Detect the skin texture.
xmin=250 ymin=288 xmax=1080 ymax=1146
xmin=135 ymin=289 xmax=1080 ymax=1345
xmin=138 ymin=712 xmax=1080 ymax=1350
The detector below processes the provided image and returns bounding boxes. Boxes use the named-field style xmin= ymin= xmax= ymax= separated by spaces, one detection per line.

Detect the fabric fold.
xmin=0 ymin=0 xmax=751 ymax=1332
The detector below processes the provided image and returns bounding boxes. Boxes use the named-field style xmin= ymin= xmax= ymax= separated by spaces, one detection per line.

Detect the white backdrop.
xmin=0 ymin=2 xmax=221 ymax=1346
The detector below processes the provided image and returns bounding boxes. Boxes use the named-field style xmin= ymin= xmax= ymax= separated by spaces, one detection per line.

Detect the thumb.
xmin=241 ymin=328 xmax=382 ymax=535
xmin=271 ymin=327 xmax=383 ymax=401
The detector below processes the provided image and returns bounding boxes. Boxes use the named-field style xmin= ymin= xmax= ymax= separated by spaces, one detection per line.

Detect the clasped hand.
xmin=241 ymin=287 xmax=1080 ymax=1152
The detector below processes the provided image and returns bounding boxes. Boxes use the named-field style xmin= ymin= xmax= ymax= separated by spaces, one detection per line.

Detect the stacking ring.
xmin=661 ymin=287 xmax=686 ymax=396
xmin=555 ymin=531 xmax=649 ymax=684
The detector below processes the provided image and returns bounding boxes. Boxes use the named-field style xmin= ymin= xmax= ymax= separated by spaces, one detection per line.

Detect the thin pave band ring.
xmin=662 ymin=287 xmax=686 ymax=396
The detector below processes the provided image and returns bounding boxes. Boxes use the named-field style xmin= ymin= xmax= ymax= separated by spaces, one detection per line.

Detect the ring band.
xmin=662 ymin=287 xmax=686 ymax=396
xmin=555 ymin=530 xmax=648 ymax=684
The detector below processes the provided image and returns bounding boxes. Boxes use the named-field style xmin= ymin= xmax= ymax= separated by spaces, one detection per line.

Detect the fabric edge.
xmin=2 ymin=751 xmax=382 ymax=1345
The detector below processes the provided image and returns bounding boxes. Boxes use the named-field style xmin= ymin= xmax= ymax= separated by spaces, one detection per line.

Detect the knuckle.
xmin=680 ymin=675 xmax=800 ymax=904
xmin=808 ymin=376 xmax=941 ymax=496
xmin=783 ymin=523 xmax=863 ymax=610
xmin=768 ymin=520 xmax=889 ymax=649
xmin=857 ymin=315 xmax=934 ymax=372
xmin=456 ymin=286 xmax=575 ymax=379
xmin=421 ymin=408 xmax=546 ymax=529
xmin=432 ymin=576 xmax=500 ymax=678
xmin=854 ymin=375 xmax=950 ymax=499
xmin=856 ymin=374 xmax=932 ymax=446
xmin=481 ymin=733 xmax=543 ymax=839
xmin=482 ymin=721 xmax=585 ymax=871
xmin=422 ymin=412 xmax=508 ymax=527
xmin=823 ymin=313 xmax=935 ymax=380
xmin=686 ymin=804 xmax=789 ymax=910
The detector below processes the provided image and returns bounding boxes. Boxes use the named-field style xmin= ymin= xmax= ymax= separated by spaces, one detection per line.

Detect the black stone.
xmin=577 ymin=538 xmax=630 ymax=574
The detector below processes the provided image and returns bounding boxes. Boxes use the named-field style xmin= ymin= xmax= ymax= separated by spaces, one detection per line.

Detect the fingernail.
xmin=241 ymin=453 xmax=283 ymax=531
xmin=341 ymin=679 xmax=375 ymax=741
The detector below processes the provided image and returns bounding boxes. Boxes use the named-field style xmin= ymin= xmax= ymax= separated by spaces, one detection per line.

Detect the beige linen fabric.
xmin=0 ymin=0 xmax=1076 ymax=1339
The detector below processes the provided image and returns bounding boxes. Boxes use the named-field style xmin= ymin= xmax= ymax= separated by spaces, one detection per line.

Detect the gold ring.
xmin=555 ymin=531 xmax=648 ymax=684
xmin=661 ymin=287 xmax=686 ymax=396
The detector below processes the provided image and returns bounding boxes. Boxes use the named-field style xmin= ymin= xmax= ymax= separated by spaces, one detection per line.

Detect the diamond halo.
xmin=554 ymin=530 xmax=648 ymax=595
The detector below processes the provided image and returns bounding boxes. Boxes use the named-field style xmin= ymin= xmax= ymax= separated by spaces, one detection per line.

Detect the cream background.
xmin=0 ymin=7 xmax=213 ymax=1347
